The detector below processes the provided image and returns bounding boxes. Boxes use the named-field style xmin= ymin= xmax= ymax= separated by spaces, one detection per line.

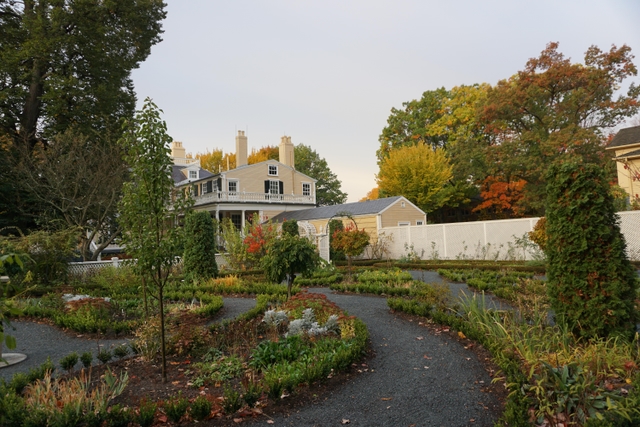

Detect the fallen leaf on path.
xmin=266 ymin=421 xmax=274 ymax=425
xmin=157 ymin=415 xmax=167 ymax=423
xmin=416 ymin=336 xmax=424 ymax=340
xmin=233 ymin=418 xmax=243 ymax=423
xmin=341 ymin=419 xmax=350 ymax=424
xmin=381 ymin=397 xmax=392 ymax=401
xmin=458 ymin=331 xmax=466 ymax=339
xmin=423 ymin=354 xmax=432 ymax=359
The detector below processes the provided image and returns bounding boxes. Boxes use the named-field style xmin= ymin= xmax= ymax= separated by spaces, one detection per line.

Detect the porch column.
xmin=241 ymin=209 xmax=246 ymax=230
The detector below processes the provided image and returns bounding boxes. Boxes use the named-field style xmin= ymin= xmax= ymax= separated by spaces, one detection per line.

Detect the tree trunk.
xmin=159 ymin=284 xmax=166 ymax=383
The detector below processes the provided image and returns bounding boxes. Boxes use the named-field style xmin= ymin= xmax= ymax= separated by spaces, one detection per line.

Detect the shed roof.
xmin=269 ymin=196 xmax=407 ymax=223
xmin=608 ymin=125 xmax=640 ymax=149
xmin=614 ymin=147 xmax=640 ymax=159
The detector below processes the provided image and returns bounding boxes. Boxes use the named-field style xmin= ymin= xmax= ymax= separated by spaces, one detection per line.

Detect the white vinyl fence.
xmin=380 ymin=211 xmax=640 ymax=262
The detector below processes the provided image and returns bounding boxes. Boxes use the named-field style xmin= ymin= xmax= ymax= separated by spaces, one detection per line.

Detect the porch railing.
xmin=194 ymin=191 xmax=315 ymax=206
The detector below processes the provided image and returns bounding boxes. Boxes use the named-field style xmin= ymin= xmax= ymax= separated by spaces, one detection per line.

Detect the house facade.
xmin=607 ymin=125 xmax=640 ymax=202
xmin=269 ymin=196 xmax=426 ymax=237
xmin=171 ymin=132 xmax=317 ymax=229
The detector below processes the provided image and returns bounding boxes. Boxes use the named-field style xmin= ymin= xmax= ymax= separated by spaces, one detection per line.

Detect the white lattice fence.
xmin=381 ymin=211 xmax=640 ymax=261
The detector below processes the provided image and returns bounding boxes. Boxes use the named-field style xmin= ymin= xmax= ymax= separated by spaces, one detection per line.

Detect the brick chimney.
xmin=279 ymin=136 xmax=295 ymax=168
xmin=236 ymin=130 xmax=248 ymax=167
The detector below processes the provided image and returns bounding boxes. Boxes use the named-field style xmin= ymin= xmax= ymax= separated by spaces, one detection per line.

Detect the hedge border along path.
xmin=250 ymin=287 xmax=503 ymax=427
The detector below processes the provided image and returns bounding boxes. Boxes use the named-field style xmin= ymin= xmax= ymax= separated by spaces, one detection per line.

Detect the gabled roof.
xmin=269 ymin=196 xmax=411 ymax=223
xmin=172 ymin=165 xmax=215 ymax=186
xmin=608 ymin=125 xmax=640 ymax=149
xmin=614 ymin=147 xmax=640 ymax=160
xmin=229 ymin=159 xmax=317 ymax=183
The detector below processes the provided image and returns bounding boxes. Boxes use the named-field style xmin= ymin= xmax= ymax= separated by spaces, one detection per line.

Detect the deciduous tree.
xmin=377 ymin=144 xmax=452 ymax=213
xmin=331 ymin=224 xmax=370 ymax=275
xmin=480 ymin=42 xmax=640 ymax=214
xmin=118 ymin=98 xmax=191 ymax=382
xmin=261 ymin=233 xmax=320 ymax=298
xmin=16 ymin=129 xmax=127 ymax=260
xmin=0 ymin=0 xmax=167 ymax=150
xmin=294 ymin=144 xmax=347 ymax=206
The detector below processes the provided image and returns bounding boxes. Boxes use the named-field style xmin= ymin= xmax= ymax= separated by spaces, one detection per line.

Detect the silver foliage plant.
xmin=263 ymin=308 xmax=340 ymax=337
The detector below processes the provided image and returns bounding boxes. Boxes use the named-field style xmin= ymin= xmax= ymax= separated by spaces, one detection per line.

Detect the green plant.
xmin=132 ymin=316 xmax=161 ymax=362
xmin=331 ymin=224 xmax=370 ymax=275
xmin=189 ymin=395 xmax=212 ymax=421
xmin=222 ymin=385 xmax=242 ymax=414
xmin=106 ymin=404 xmax=133 ymax=427
xmin=183 ymin=210 xmax=218 ymax=282
xmin=164 ymin=392 xmax=189 ymax=423
xmin=242 ymin=375 xmax=262 ymax=408
xmin=282 ymin=219 xmax=299 ymax=237
xmin=80 ymin=351 xmax=93 ymax=368
xmin=59 ymin=352 xmax=79 ymax=372
xmin=119 ymin=98 xmax=193 ymax=383
xmin=137 ymin=399 xmax=157 ymax=427
xmin=113 ymin=344 xmax=129 ymax=359
xmin=97 ymin=348 xmax=112 ymax=364
xmin=525 ymin=362 xmax=627 ymax=426
xmin=545 ymin=162 xmax=639 ymax=339
xmin=399 ymin=242 xmax=425 ymax=263
xmin=261 ymin=233 xmax=321 ymax=298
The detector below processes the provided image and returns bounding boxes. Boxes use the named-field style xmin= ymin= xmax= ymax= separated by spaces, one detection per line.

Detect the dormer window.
xmin=268 ymin=165 xmax=278 ymax=176
xmin=189 ymin=170 xmax=198 ymax=179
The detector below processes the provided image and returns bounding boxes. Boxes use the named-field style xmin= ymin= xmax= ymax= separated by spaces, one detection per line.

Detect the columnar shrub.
xmin=545 ymin=162 xmax=638 ymax=339
xmin=183 ymin=211 xmax=218 ymax=281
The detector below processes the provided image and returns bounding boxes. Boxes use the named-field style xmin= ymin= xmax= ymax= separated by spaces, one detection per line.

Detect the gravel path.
xmin=252 ymin=287 xmax=502 ymax=427
xmin=1 ymin=296 xmax=258 ymax=380
xmin=1 ymin=280 xmax=503 ymax=426
xmin=0 ymin=321 xmax=128 ymax=380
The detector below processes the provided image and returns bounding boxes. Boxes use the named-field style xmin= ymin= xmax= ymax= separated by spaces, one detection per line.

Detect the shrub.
xmin=80 ymin=351 xmax=93 ymax=368
xmin=528 ymin=217 xmax=547 ymax=252
xmin=545 ymin=162 xmax=639 ymax=339
xmin=164 ymin=392 xmax=189 ymax=423
xmin=189 ymin=395 xmax=212 ymax=421
xmin=97 ymin=348 xmax=112 ymax=364
xmin=106 ymin=404 xmax=133 ymax=427
xmin=137 ymin=399 xmax=157 ymax=427
xmin=222 ymin=386 xmax=242 ymax=414
xmin=183 ymin=211 xmax=218 ymax=282
xmin=59 ymin=352 xmax=79 ymax=372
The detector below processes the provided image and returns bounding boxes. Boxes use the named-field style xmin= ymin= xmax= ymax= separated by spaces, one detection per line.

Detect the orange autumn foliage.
xmin=473 ymin=177 xmax=527 ymax=218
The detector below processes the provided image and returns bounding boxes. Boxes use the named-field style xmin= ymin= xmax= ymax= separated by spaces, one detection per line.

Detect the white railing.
xmin=194 ymin=191 xmax=315 ymax=206
xmin=380 ymin=211 xmax=640 ymax=261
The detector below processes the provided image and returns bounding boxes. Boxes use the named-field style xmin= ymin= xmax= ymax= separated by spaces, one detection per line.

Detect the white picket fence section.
xmin=380 ymin=210 xmax=640 ymax=261
xmin=68 ymin=254 xmax=229 ymax=276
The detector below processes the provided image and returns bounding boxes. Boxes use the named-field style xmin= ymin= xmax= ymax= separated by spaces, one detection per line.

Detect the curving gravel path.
xmin=250 ymin=287 xmax=502 ymax=427
xmin=2 ymin=282 xmax=503 ymax=426
xmin=0 ymin=321 xmax=129 ymax=380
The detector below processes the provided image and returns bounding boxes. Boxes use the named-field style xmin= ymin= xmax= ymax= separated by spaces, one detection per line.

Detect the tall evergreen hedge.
xmin=183 ymin=211 xmax=218 ymax=281
xmin=545 ymin=162 xmax=638 ymax=339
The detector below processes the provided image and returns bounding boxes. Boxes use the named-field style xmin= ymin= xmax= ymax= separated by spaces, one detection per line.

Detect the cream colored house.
xmin=607 ymin=125 xmax=640 ymax=201
xmin=269 ymin=196 xmax=426 ymax=238
xmin=171 ymin=132 xmax=317 ymax=229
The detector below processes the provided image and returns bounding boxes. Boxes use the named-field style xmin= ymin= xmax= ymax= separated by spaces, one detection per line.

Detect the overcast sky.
xmin=131 ymin=0 xmax=640 ymax=202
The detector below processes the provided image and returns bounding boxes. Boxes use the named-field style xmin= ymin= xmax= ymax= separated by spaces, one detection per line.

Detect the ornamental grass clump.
xmin=545 ymin=162 xmax=638 ymax=340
